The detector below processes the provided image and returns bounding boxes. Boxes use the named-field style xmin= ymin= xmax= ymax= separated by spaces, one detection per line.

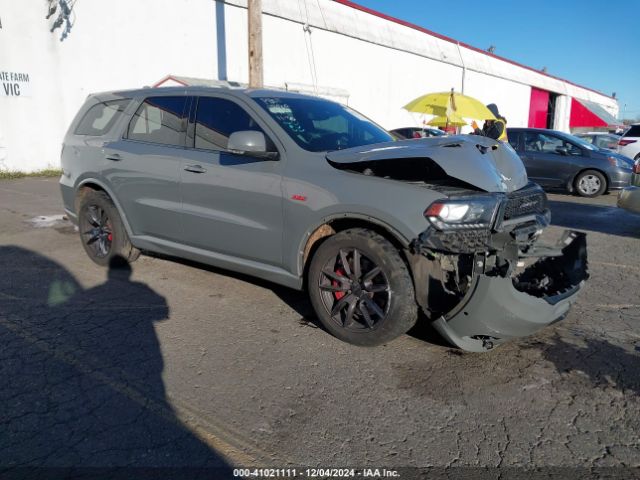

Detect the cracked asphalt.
xmin=1 ymin=178 xmax=639 ymax=476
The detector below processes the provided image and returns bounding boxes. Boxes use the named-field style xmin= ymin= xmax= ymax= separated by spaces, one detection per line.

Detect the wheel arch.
xmin=299 ymin=214 xmax=410 ymax=288
xmin=75 ymin=178 xmax=135 ymax=238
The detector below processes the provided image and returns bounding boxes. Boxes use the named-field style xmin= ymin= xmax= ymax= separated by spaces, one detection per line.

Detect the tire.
xmin=307 ymin=228 xmax=417 ymax=346
xmin=77 ymin=189 xmax=140 ymax=266
xmin=574 ymin=170 xmax=607 ymax=197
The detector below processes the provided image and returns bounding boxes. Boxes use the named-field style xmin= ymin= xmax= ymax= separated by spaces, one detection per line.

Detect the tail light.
xmin=618 ymin=139 xmax=637 ymax=147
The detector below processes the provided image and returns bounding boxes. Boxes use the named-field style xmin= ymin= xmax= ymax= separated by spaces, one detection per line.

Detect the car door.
xmin=178 ymin=95 xmax=284 ymax=266
xmin=519 ymin=131 xmax=573 ymax=187
xmin=102 ymin=95 xmax=191 ymax=241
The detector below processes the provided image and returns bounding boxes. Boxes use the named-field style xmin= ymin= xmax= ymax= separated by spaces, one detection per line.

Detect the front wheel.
xmin=307 ymin=228 xmax=417 ymax=346
xmin=574 ymin=170 xmax=607 ymax=197
xmin=78 ymin=189 xmax=140 ymax=266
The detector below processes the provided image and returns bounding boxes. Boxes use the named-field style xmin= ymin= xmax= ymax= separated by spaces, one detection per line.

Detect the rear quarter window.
xmin=74 ymin=99 xmax=130 ymax=136
xmin=126 ymin=96 xmax=189 ymax=147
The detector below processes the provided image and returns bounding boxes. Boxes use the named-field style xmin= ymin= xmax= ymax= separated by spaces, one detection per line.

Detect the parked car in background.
xmin=390 ymin=127 xmax=446 ymax=140
xmin=575 ymin=132 xmax=620 ymax=151
xmin=59 ymin=87 xmax=588 ymax=352
xmin=507 ymin=128 xmax=634 ymax=197
xmin=618 ymin=124 xmax=640 ymax=161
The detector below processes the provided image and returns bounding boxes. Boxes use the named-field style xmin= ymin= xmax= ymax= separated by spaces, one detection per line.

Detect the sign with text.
xmin=1 ymin=71 xmax=31 ymax=97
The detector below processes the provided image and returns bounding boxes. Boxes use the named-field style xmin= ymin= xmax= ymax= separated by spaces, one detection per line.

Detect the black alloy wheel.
xmin=318 ymin=248 xmax=390 ymax=331
xmin=308 ymin=228 xmax=417 ymax=346
xmin=77 ymin=189 xmax=140 ymax=267
xmin=81 ymin=205 xmax=113 ymax=258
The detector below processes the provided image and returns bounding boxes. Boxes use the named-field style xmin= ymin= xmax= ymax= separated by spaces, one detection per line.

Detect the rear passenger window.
xmin=194 ymin=97 xmax=265 ymax=150
xmin=126 ymin=97 xmax=189 ymax=146
xmin=75 ymin=99 xmax=130 ymax=136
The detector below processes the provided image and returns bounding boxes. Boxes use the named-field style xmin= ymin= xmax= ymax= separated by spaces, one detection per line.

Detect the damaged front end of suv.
xmin=328 ymin=136 xmax=589 ymax=352
xmin=410 ymin=183 xmax=588 ymax=352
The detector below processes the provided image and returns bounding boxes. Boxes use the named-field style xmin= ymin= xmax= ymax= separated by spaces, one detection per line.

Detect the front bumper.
xmin=432 ymin=231 xmax=588 ymax=352
xmin=608 ymin=169 xmax=633 ymax=190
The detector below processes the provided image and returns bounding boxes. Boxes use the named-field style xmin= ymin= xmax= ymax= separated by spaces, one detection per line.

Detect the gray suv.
xmin=60 ymin=87 xmax=588 ymax=352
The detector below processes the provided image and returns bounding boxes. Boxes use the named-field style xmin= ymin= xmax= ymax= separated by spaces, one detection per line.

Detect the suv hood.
xmin=326 ymin=135 xmax=528 ymax=193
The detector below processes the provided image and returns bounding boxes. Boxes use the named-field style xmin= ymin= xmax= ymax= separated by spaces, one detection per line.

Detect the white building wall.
xmin=0 ymin=4 xmax=65 ymax=172
xmin=0 ymin=0 xmax=619 ymax=172
xmin=553 ymin=95 xmax=572 ymax=133
xmin=461 ymin=70 xmax=531 ymax=131
xmin=0 ymin=0 xmax=220 ymax=172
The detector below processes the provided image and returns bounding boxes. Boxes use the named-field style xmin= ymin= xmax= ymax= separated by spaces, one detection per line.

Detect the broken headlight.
xmin=425 ymin=195 xmax=501 ymax=230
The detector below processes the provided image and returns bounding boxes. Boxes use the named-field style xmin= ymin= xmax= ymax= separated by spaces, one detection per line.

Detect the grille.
xmin=503 ymin=187 xmax=547 ymax=220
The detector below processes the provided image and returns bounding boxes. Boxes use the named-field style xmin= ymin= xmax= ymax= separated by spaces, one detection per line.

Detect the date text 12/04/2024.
xmin=233 ymin=468 xmax=400 ymax=478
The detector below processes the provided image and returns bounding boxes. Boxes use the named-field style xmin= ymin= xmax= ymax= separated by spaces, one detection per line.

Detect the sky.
xmin=354 ymin=0 xmax=640 ymax=120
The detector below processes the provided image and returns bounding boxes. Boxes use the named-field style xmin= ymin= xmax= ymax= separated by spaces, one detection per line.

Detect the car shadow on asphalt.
xmin=548 ymin=200 xmax=640 ymax=239
xmin=147 ymin=252 xmax=451 ymax=349
xmin=526 ymin=335 xmax=640 ymax=395
xmin=0 ymin=246 xmax=232 ymax=477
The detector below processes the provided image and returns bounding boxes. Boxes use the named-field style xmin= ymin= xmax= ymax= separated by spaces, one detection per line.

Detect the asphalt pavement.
xmin=1 ymin=178 xmax=639 ymax=478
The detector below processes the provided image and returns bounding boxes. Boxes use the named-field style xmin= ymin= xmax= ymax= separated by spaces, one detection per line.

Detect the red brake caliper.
xmin=333 ymin=267 xmax=346 ymax=300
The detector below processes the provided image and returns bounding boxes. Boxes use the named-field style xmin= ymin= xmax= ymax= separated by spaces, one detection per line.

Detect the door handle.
xmin=105 ymin=153 xmax=122 ymax=161
xmin=184 ymin=164 xmax=207 ymax=174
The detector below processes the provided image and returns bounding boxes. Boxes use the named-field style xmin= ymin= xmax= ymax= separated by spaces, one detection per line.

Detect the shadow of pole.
xmin=0 ymin=247 xmax=234 ymax=477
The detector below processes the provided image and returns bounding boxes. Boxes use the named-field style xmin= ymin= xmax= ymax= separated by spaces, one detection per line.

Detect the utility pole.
xmin=248 ymin=0 xmax=263 ymax=88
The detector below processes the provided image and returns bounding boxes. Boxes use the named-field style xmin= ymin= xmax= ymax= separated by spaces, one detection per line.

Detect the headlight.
xmin=424 ymin=196 xmax=501 ymax=230
xmin=607 ymin=156 xmax=631 ymax=168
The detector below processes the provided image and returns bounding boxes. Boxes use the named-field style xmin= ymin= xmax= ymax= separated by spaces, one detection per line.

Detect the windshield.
xmin=564 ymin=133 xmax=598 ymax=151
xmin=255 ymin=97 xmax=393 ymax=152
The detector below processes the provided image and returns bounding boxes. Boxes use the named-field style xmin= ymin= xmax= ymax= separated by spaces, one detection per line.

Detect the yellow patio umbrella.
xmin=427 ymin=114 xmax=467 ymax=127
xmin=403 ymin=89 xmax=496 ymax=121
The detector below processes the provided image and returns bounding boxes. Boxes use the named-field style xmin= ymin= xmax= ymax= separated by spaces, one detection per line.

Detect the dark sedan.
xmin=390 ymin=127 xmax=446 ymax=140
xmin=507 ymin=128 xmax=634 ymax=197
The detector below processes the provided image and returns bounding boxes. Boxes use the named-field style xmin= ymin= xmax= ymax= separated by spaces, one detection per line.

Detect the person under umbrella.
xmin=472 ymin=103 xmax=508 ymax=141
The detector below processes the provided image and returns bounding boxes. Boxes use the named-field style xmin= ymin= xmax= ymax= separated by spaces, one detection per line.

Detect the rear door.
xmin=178 ymin=95 xmax=284 ymax=266
xmin=520 ymin=131 xmax=579 ymax=187
xmin=102 ymin=95 xmax=191 ymax=241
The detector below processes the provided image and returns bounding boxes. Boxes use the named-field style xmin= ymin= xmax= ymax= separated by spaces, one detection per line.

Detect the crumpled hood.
xmin=326 ymin=135 xmax=529 ymax=193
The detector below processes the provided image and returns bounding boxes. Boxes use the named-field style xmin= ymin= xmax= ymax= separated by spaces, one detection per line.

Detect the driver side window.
xmin=524 ymin=133 xmax=579 ymax=155
xmin=194 ymin=97 xmax=268 ymax=151
xmin=538 ymin=134 xmax=563 ymax=154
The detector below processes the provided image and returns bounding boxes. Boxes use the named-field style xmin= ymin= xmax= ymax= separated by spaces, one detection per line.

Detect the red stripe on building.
xmin=569 ymin=98 xmax=608 ymax=128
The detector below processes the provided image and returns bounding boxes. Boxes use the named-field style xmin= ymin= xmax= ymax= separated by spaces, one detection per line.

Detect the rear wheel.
xmin=78 ymin=190 xmax=140 ymax=266
xmin=574 ymin=170 xmax=607 ymax=197
xmin=308 ymin=228 xmax=417 ymax=346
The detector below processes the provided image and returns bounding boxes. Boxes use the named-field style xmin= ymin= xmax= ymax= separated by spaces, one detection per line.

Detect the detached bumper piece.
xmin=433 ymin=231 xmax=588 ymax=353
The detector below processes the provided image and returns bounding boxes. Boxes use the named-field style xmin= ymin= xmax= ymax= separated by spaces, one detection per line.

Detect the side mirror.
xmin=228 ymin=131 xmax=278 ymax=160
xmin=555 ymin=146 xmax=569 ymax=156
